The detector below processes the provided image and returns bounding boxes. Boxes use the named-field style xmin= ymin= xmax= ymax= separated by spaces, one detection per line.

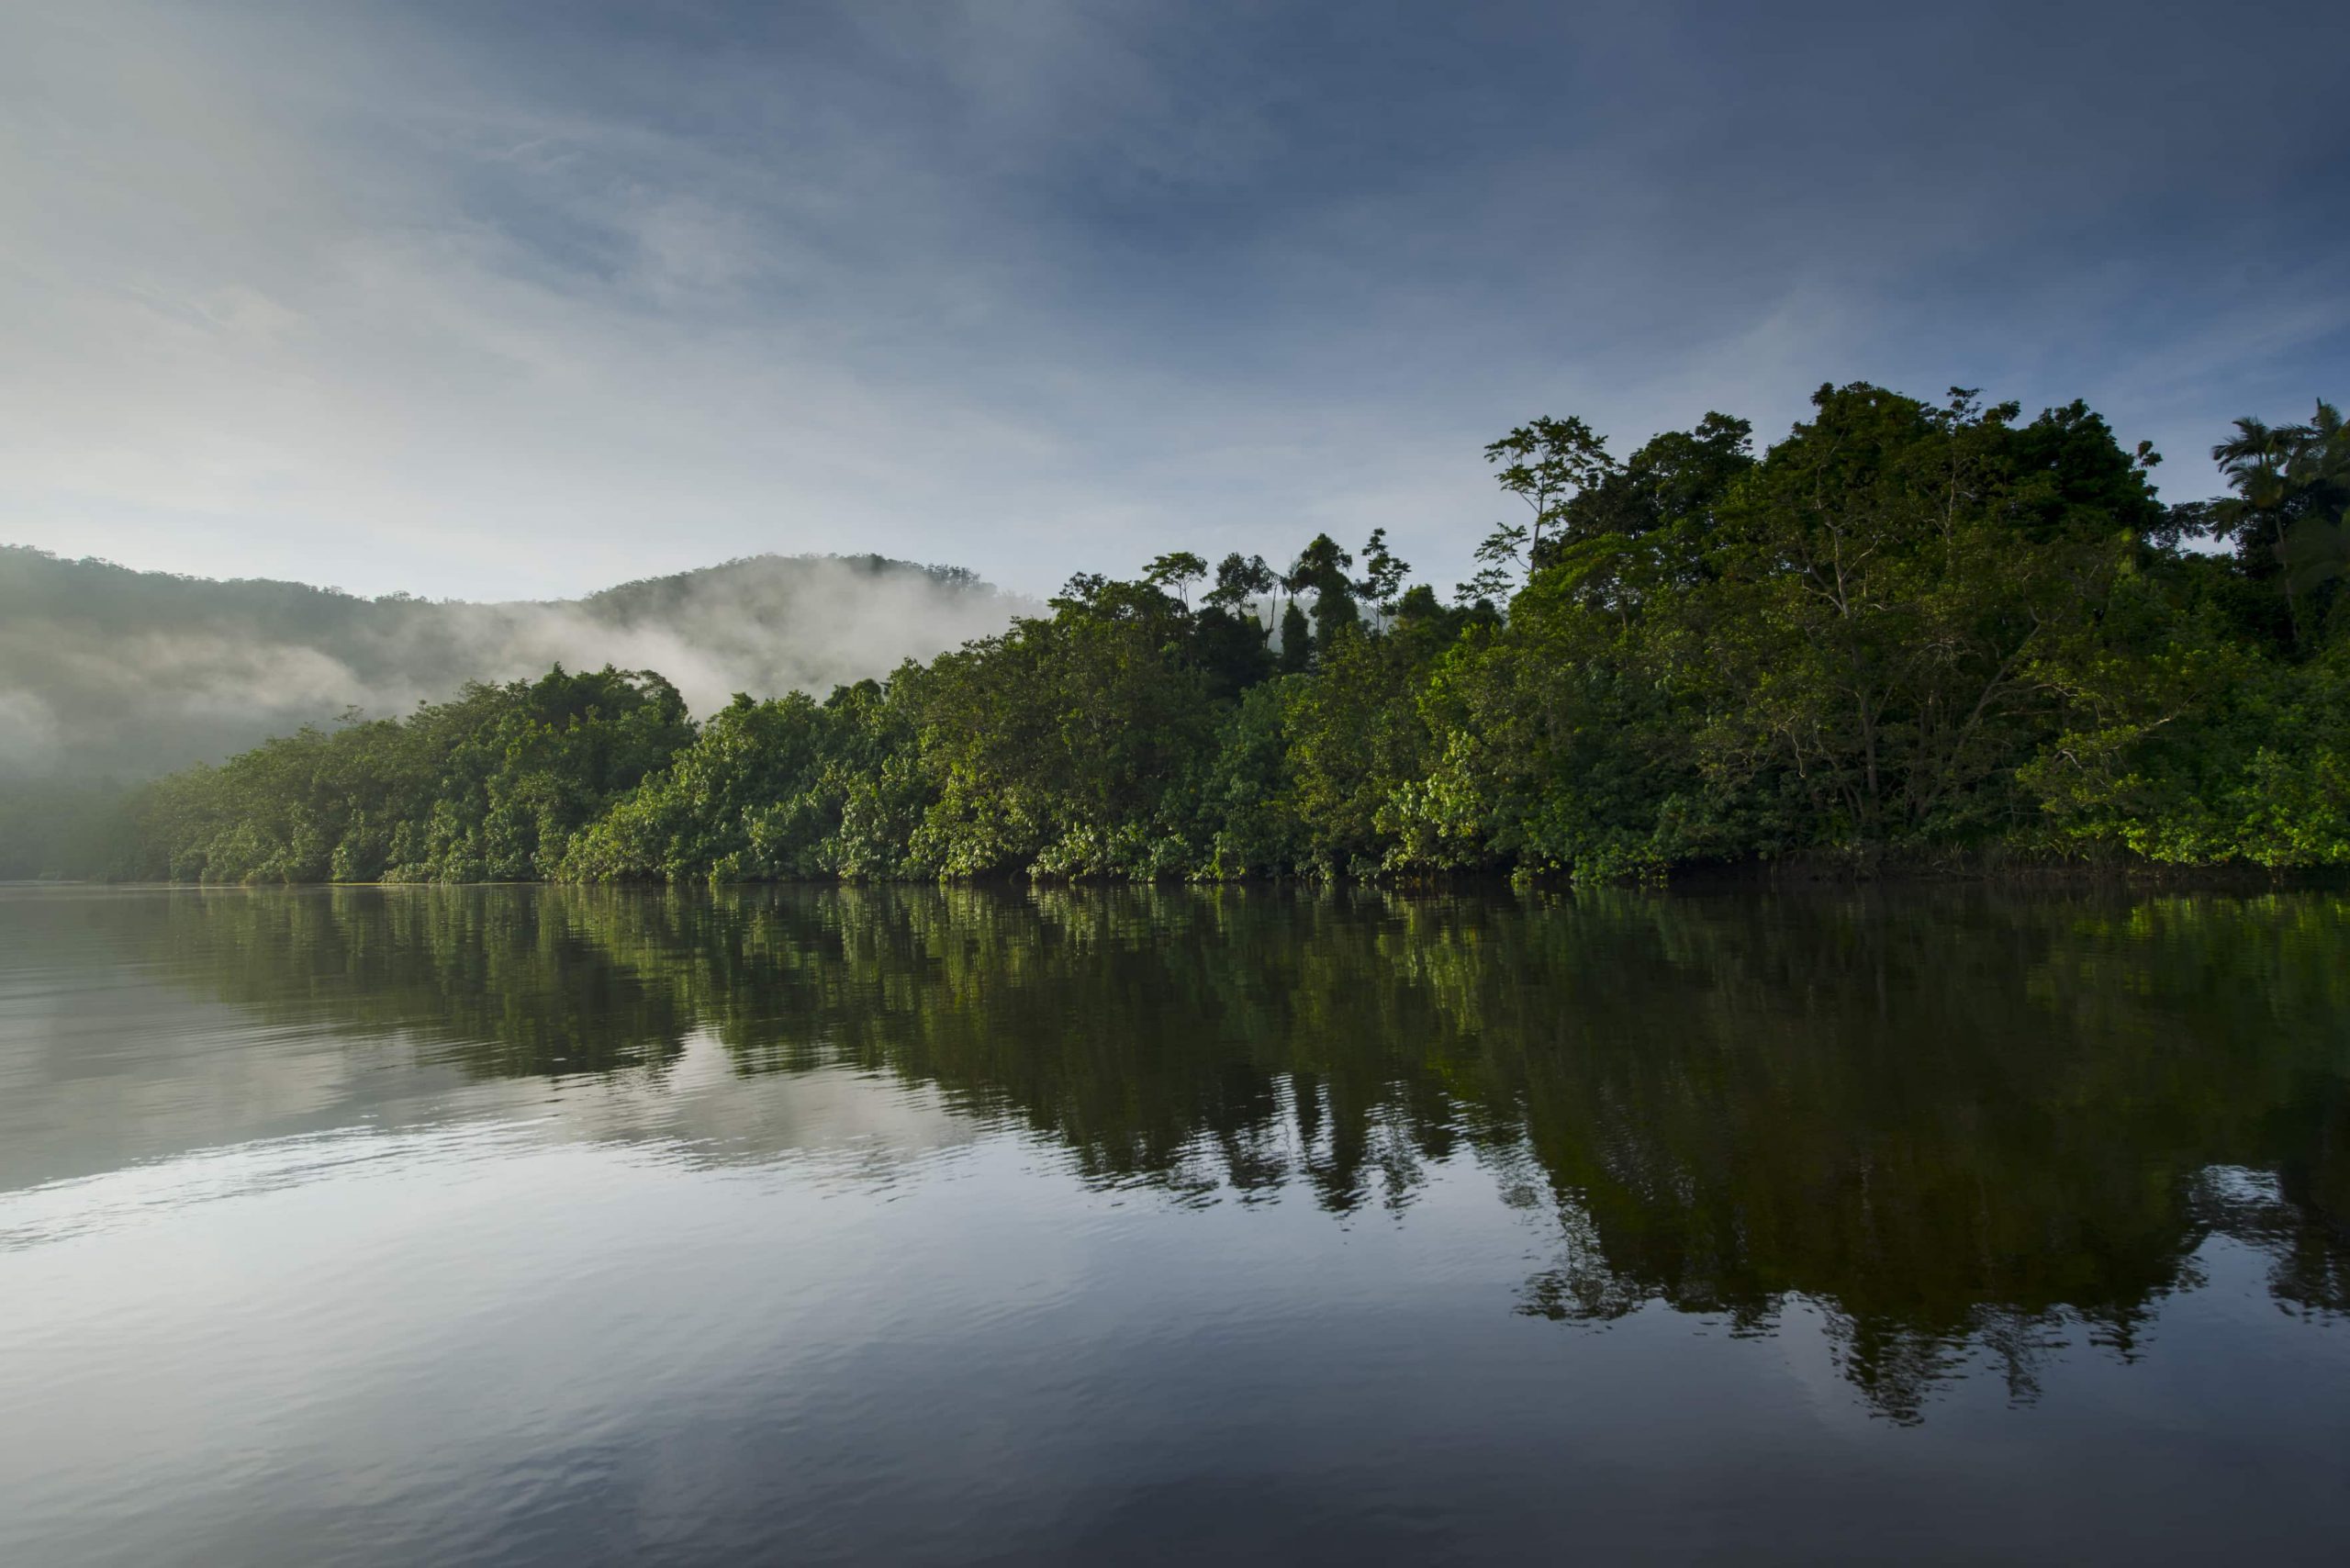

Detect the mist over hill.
xmin=0 ymin=546 xmax=1031 ymax=782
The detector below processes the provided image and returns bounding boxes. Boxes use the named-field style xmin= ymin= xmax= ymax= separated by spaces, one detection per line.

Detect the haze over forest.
xmin=0 ymin=547 xmax=1029 ymax=781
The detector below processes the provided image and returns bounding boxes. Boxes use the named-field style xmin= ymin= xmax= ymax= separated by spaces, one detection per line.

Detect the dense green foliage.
xmin=95 ymin=381 xmax=2350 ymax=884
xmin=125 ymin=666 xmax=693 ymax=883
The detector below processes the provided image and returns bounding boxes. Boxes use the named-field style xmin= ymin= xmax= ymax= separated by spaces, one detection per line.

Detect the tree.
xmin=1561 ymin=412 xmax=1753 ymax=544
xmin=1457 ymin=522 xmax=1527 ymax=606
xmin=1282 ymin=622 xmax=1434 ymax=875
xmin=1291 ymin=533 xmax=1359 ymax=649
xmin=1144 ymin=551 xmax=1209 ymax=609
xmin=1684 ymin=385 xmax=2143 ymax=846
xmin=1207 ymin=552 xmax=1278 ymax=626
xmin=1480 ymin=415 xmax=1617 ymax=580
xmin=891 ymin=574 xmax=1221 ymax=879
xmin=1353 ymin=528 xmax=1411 ymax=612
xmin=1278 ymin=600 xmax=1313 ymax=674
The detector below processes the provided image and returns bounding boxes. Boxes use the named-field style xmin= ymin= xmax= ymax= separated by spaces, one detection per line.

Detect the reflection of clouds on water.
xmin=0 ymin=899 xmax=421 ymax=1193
xmin=554 ymin=1034 xmax=988 ymax=1177
xmin=0 ymin=1035 xmax=987 ymax=1255
xmin=0 ymin=1122 xmax=549 ymax=1253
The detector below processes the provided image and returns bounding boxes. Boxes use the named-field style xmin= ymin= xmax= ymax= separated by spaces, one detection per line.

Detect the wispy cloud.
xmin=1 ymin=0 xmax=2342 ymax=602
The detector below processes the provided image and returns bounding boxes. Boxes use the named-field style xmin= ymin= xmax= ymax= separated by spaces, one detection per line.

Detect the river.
xmin=3 ymin=883 xmax=2345 ymax=1563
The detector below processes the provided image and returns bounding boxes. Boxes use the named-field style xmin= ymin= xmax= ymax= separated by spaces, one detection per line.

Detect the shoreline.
xmin=17 ymin=862 xmax=2346 ymax=894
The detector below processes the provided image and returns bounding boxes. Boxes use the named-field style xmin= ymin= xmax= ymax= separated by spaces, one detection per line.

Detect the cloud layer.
xmin=2 ymin=0 xmax=2344 ymax=603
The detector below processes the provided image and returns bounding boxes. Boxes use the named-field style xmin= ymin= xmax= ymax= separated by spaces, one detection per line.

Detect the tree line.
xmin=107 ymin=379 xmax=2350 ymax=884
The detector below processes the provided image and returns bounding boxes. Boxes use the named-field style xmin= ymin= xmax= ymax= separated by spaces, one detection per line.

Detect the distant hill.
xmin=0 ymin=546 xmax=1031 ymax=783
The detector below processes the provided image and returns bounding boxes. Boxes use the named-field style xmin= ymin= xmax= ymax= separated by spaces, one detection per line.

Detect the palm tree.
xmin=2211 ymin=415 xmax=2288 ymax=492
xmin=2210 ymin=409 xmax=2344 ymax=648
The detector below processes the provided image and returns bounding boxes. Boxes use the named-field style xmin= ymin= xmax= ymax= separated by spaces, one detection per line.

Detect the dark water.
xmin=4 ymin=885 xmax=2347 ymax=1565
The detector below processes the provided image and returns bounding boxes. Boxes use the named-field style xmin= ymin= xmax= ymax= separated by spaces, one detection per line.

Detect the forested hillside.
xmin=0 ymin=552 xmax=1024 ymax=876
xmin=0 ymin=550 xmax=1023 ymax=780
xmin=80 ymin=383 xmax=2350 ymax=882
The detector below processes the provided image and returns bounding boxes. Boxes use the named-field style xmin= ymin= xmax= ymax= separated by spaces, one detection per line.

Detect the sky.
xmin=3 ymin=0 xmax=2344 ymax=601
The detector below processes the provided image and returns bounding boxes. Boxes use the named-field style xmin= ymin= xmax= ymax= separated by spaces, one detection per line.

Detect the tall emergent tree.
xmin=1461 ymin=415 xmax=1615 ymax=601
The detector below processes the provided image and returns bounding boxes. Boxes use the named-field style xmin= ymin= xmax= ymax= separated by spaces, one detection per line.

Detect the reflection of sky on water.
xmin=0 ymin=1037 xmax=989 ymax=1256
xmin=5 ymin=884 xmax=2350 ymax=1563
xmin=6 ymin=1092 xmax=2346 ymax=1566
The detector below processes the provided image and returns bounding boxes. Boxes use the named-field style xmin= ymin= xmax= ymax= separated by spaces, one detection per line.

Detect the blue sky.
xmin=3 ymin=0 xmax=2344 ymax=599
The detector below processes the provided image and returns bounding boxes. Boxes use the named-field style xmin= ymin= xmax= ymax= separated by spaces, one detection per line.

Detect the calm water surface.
xmin=3 ymin=884 xmax=2347 ymax=1564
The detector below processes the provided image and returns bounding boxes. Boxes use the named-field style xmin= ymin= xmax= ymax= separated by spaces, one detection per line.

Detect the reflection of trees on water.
xmin=148 ymin=883 xmax=2350 ymax=1419
xmin=150 ymin=887 xmax=692 ymax=1077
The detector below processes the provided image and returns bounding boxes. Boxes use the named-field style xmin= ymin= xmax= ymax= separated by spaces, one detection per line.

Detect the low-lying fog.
xmin=0 ymin=548 xmax=1033 ymax=780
